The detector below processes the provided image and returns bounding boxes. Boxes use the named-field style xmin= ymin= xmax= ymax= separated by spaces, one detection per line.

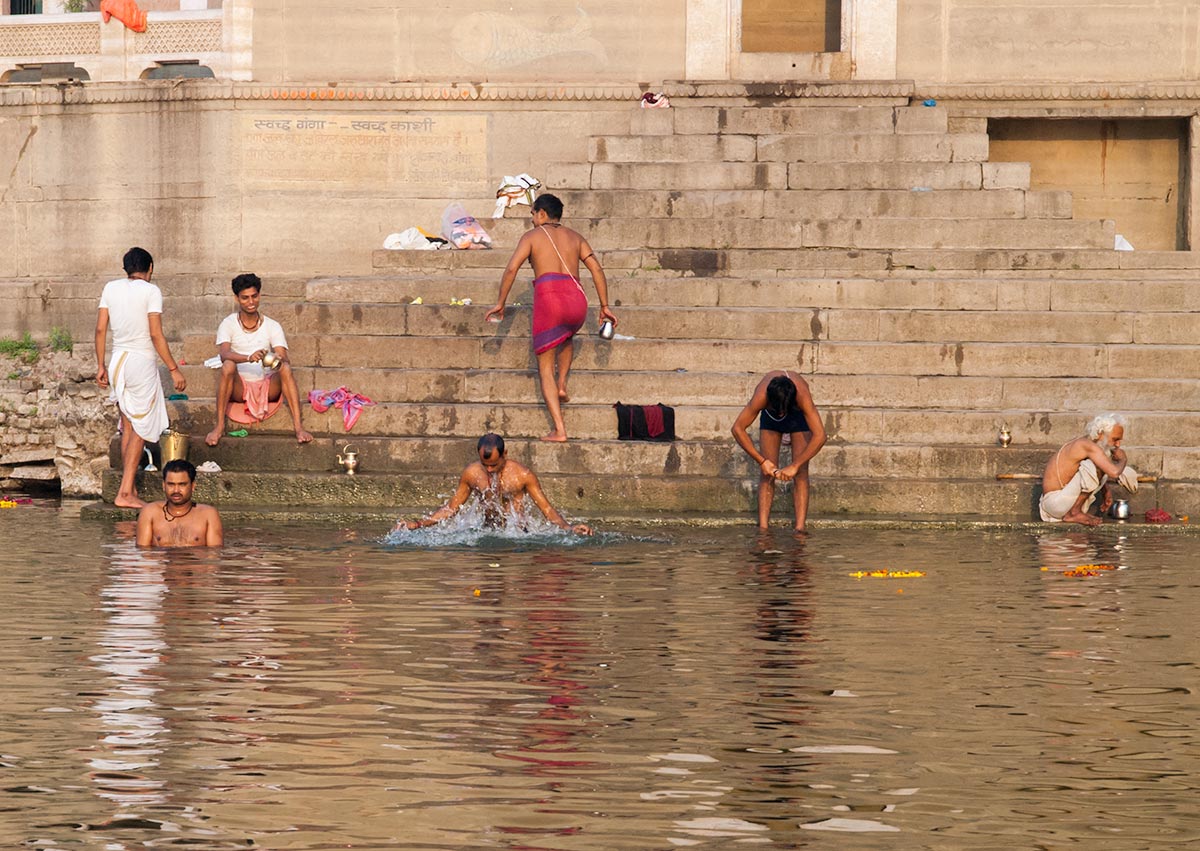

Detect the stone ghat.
xmin=11 ymin=99 xmax=1200 ymax=518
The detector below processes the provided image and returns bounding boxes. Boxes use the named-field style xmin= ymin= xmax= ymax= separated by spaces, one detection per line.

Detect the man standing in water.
xmin=95 ymin=246 xmax=187 ymax=508
xmin=398 ymin=433 xmax=592 ymax=534
xmin=485 ymin=194 xmax=617 ymax=442
xmin=136 ymin=459 xmax=223 ymax=547
xmin=1040 ymin=413 xmax=1136 ymax=524
xmin=731 ymin=370 xmax=826 ymax=531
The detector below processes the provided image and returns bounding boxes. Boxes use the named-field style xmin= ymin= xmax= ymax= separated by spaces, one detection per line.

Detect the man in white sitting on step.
xmin=1040 ymin=413 xmax=1139 ymax=525
xmin=205 ymin=273 xmax=313 ymax=447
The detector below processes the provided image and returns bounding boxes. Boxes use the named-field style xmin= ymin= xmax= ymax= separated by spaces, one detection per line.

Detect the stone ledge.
xmin=7 ymin=79 xmax=1200 ymax=108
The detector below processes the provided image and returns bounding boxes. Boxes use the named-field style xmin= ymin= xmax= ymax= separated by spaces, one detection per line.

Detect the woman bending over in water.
xmin=731 ymin=370 xmax=826 ymax=531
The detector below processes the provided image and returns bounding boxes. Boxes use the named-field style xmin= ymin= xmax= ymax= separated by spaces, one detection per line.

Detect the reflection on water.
xmin=1 ymin=508 xmax=1198 ymax=849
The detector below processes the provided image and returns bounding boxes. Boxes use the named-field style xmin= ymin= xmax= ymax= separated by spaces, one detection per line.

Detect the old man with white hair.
xmin=1040 ymin=413 xmax=1139 ymax=525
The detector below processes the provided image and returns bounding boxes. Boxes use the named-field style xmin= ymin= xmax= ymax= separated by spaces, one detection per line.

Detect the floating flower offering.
xmin=1061 ymin=564 xmax=1117 ymax=578
xmin=849 ymin=570 xmax=925 ymax=579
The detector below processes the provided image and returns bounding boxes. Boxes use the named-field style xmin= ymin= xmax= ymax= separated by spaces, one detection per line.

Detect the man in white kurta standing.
xmin=94 ymin=247 xmax=187 ymax=508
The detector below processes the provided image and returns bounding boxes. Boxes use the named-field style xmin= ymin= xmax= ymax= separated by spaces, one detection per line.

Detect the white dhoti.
xmin=1039 ymin=459 xmax=1140 ymax=522
xmin=109 ymin=349 xmax=168 ymax=442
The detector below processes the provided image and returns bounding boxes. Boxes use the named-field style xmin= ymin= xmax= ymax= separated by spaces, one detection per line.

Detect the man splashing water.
xmin=396 ymin=433 xmax=592 ymax=535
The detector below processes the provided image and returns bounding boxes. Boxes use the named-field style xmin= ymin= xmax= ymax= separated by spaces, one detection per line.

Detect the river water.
xmin=2 ymin=500 xmax=1198 ymax=849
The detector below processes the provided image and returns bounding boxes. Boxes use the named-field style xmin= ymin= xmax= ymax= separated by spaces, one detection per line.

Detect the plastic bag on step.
xmin=440 ymin=202 xmax=493 ymax=250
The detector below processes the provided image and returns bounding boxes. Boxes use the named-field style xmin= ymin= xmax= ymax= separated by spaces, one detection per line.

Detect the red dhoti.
xmin=531 ymin=273 xmax=587 ymax=354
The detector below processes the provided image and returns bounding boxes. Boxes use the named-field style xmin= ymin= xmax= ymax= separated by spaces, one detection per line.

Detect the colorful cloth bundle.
xmin=309 ymin=387 xmax=376 ymax=431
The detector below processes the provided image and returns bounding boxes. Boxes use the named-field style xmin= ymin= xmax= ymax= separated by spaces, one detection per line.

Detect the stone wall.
xmin=0 ymin=83 xmax=648 ymax=280
xmin=898 ymin=0 xmax=1200 ymax=84
xmin=0 ymin=344 xmax=112 ymax=496
xmin=249 ymin=0 xmax=686 ymax=84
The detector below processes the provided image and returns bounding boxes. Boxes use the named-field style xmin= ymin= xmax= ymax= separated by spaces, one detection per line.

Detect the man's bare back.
xmin=1041 ymin=421 xmax=1127 ymax=526
xmin=521 ymin=223 xmax=588 ymax=278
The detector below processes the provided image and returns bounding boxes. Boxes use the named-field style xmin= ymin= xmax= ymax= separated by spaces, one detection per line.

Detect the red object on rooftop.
xmin=100 ymin=0 xmax=148 ymax=33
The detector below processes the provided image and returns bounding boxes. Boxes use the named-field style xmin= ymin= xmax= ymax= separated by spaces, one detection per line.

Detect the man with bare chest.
xmin=136 ymin=459 xmax=224 ymax=547
xmin=485 ymin=194 xmax=618 ymax=442
xmin=398 ymin=433 xmax=592 ymax=534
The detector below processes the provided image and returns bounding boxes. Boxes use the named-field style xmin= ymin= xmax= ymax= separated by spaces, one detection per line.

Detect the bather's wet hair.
xmin=123 ymin=247 xmax=153 ymax=275
xmin=162 ymin=459 xmax=197 ymax=482
xmin=231 ymin=273 xmax=262 ymax=295
xmin=532 ymin=193 xmax=564 ymax=220
xmin=477 ymin=433 xmax=505 ymax=458
xmin=1086 ymin=413 xmax=1127 ymax=441
xmin=765 ymin=375 xmax=799 ymax=417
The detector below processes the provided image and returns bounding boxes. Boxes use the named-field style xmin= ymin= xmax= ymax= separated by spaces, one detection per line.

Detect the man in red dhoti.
xmin=485 ymin=194 xmax=617 ymax=442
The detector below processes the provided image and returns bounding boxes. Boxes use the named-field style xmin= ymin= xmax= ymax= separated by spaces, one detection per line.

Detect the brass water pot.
xmin=336 ymin=444 xmax=359 ymax=475
xmin=160 ymin=426 xmax=190 ymax=464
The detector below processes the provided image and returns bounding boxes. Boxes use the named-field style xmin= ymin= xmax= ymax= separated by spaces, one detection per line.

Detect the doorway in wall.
xmin=741 ymin=0 xmax=841 ymax=53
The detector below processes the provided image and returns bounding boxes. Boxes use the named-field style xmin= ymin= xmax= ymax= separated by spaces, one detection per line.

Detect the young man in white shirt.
xmin=204 ymin=273 xmax=313 ymax=447
xmin=94 ymin=246 xmax=187 ymax=508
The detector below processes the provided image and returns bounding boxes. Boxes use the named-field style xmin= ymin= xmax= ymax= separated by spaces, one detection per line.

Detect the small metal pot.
xmin=260 ymin=351 xmax=282 ymax=370
xmin=598 ymin=319 xmax=615 ymax=340
xmin=1110 ymin=499 xmax=1130 ymax=520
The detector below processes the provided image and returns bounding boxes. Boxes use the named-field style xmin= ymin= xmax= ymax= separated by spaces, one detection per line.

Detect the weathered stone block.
xmin=950 ymin=133 xmax=990 ymax=162
xmin=759 ymin=134 xmax=955 ymax=163
xmin=543 ymin=162 xmax=592 ymax=190
xmin=675 ymin=106 xmax=895 ymax=136
xmin=876 ymin=309 xmax=1132 ymax=343
xmin=982 ymin=162 xmax=1031 ymax=190
xmin=628 ymin=108 xmax=674 ymax=136
xmin=589 ymin=134 xmax=757 ymax=163
xmin=789 ymin=162 xmax=983 ymax=190
xmin=591 ymin=162 xmax=788 ymax=191
xmin=895 ymin=106 xmax=948 ymax=134
xmin=764 ymin=189 xmax=1026 ymax=220
xmin=1024 ymin=190 xmax=1072 ymax=218
xmin=803 ymin=218 xmax=1112 ymax=250
xmin=0 ymin=446 xmax=55 ymax=465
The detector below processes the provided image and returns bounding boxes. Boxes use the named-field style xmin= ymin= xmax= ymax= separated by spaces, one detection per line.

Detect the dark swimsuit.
xmin=760 ymin=407 xmax=809 ymax=434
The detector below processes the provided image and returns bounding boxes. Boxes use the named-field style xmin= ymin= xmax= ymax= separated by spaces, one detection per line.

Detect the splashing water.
xmin=382 ymin=497 xmax=609 ymax=548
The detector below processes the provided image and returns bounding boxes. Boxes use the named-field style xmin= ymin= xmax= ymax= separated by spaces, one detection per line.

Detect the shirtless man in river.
xmin=397 ymin=433 xmax=592 ymax=534
xmin=1039 ymin=413 xmax=1130 ymax=525
xmin=136 ymin=459 xmax=224 ymax=547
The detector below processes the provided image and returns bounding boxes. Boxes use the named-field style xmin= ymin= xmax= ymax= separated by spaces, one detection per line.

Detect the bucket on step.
xmin=160 ymin=426 xmax=190 ymax=464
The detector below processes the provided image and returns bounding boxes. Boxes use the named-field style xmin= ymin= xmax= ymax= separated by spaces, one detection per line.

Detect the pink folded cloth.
xmin=242 ymin=376 xmax=271 ymax=421
xmin=309 ymin=387 xmax=375 ymax=431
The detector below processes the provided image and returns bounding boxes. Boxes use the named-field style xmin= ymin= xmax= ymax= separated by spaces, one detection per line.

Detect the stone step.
xmin=370 ymin=247 xmax=1200 ymax=275
xmin=791 ymin=161 xmax=1030 ymax=191
xmin=305 ymin=274 xmax=1200 ymax=312
xmin=179 ymin=333 xmax=1199 ymax=378
xmin=97 ymin=468 xmax=1170 ymax=518
xmin=476 ymin=215 xmax=1112 ymax=251
xmin=122 ymin=433 xmax=1058 ymax=478
xmin=185 ymin=303 xmax=1186 ymax=346
xmin=668 ymin=105 xmax=944 ymax=136
xmin=159 ymin=393 xmax=1200 ymax=449
xmin=569 ymin=161 xmax=1031 ymax=192
xmin=758 ymin=133 xmax=988 ymax=164
xmin=546 ymin=188 xmax=1071 ymax=220
xmin=171 ymin=365 xmax=1200 ymax=416
xmin=124 ymin=432 xmax=1200 ymax=483
xmin=585 ymin=132 xmax=988 ymax=165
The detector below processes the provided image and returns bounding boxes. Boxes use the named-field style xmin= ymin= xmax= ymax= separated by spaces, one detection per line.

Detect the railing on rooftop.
xmin=0 ymin=8 xmax=246 ymax=82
